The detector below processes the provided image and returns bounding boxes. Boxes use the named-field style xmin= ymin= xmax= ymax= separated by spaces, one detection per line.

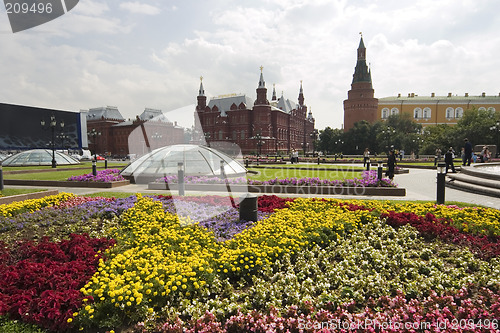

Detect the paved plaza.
xmin=6 ymin=165 xmax=500 ymax=209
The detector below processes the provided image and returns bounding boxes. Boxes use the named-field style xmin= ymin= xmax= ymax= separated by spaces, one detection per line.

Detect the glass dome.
xmin=120 ymin=144 xmax=247 ymax=184
xmin=1 ymin=149 xmax=81 ymax=166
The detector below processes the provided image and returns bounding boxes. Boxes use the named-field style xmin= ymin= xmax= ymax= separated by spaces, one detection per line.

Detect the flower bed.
xmin=155 ymin=170 xmax=396 ymax=188
xmin=68 ymin=169 xmax=125 ymax=182
xmin=0 ymin=195 xmax=498 ymax=332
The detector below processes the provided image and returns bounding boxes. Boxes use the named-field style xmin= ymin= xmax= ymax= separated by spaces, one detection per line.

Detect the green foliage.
xmin=0 ymin=316 xmax=48 ymax=333
xmin=454 ymin=107 xmax=499 ymax=147
xmin=318 ymin=107 xmax=499 ymax=155
xmin=0 ymin=188 xmax=47 ymax=197
xmin=318 ymin=127 xmax=344 ymax=154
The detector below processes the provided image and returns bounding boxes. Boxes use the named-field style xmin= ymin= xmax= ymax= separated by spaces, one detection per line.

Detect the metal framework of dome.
xmin=1 ymin=149 xmax=81 ymax=166
xmin=120 ymin=144 xmax=247 ymax=184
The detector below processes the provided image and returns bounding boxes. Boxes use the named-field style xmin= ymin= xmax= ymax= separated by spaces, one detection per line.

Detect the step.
xmin=446 ymin=178 xmax=500 ymax=198
xmin=447 ymin=173 xmax=500 ymax=190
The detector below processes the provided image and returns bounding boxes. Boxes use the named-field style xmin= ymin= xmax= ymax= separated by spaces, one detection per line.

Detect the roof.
xmin=120 ymin=144 xmax=247 ymax=183
xmin=272 ymin=96 xmax=297 ymax=113
xmin=1 ymin=149 xmax=80 ymax=166
xmin=379 ymin=94 xmax=500 ymax=104
xmin=139 ymin=108 xmax=170 ymax=122
xmin=86 ymin=106 xmax=124 ymax=120
xmin=208 ymin=94 xmax=254 ymax=116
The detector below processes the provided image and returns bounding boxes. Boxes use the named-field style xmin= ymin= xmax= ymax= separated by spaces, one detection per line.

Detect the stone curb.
xmin=0 ymin=190 xmax=59 ymax=205
xmin=147 ymin=183 xmax=406 ymax=196
xmin=4 ymin=179 xmax=130 ymax=188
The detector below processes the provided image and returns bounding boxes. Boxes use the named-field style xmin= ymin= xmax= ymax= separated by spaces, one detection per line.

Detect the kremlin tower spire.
xmin=196 ymin=76 xmax=207 ymax=111
xmin=255 ymin=66 xmax=269 ymax=105
xmin=343 ymin=33 xmax=378 ymax=131
xmin=298 ymin=80 xmax=305 ymax=106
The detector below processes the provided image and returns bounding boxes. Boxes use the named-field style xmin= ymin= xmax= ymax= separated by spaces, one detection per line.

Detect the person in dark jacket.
xmin=386 ymin=150 xmax=396 ymax=180
xmin=463 ymin=138 xmax=472 ymax=166
xmin=444 ymin=147 xmax=456 ymax=173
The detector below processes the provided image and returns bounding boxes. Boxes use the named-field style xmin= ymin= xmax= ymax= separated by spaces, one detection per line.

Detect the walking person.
xmin=463 ymin=138 xmax=472 ymax=166
xmin=386 ymin=149 xmax=396 ymax=180
xmin=434 ymin=148 xmax=442 ymax=166
xmin=363 ymin=148 xmax=370 ymax=167
xmin=444 ymin=147 xmax=456 ymax=173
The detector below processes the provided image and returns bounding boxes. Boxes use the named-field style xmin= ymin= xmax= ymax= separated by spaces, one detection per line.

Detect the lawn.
xmin=251 ymin=163 xmax=365 ymax=170
xmin=247 ymin=166 xmax=363 ymax=182
xmin=4 ymin=165 xmax=363 ymax=183
xmin=0 ymin=188 xmax=48 ymax=197
xmin=2 ymin=161 xmax=127 ymax=172
xmin=4 ymin=169 xmax=94 ymax=181
xmin=3 ymin=168 xmax=125 ymax=181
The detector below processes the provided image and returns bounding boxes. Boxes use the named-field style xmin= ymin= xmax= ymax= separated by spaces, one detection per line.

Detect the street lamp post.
xmin=334 ymin=140 xmax=344 ymax=159
xmin=178 ymin=162 xmax=185 ymax=196
xmin=88 ymin=128 xmax=101 ymax=176
xmin=255 ymin=133 xmax=264 ymax=161
xmin=41 ymin=114 xmax=64 ymax=168
xmin=412 ymin=136 xmax=424 ymax=160
xmin=436 ymin=162 xmax=446 ymax=204
xmin=489 ymin=120 xmax=500 ymax=158
xmin=382 ymin=127 xmax=396 ymax=151
xmin=0 ymin=161 xmax=4 ymax=191
xmin=151 ymin=132 xmax=163 ymax=151
xmin=204 ymin=132 xmax=211 ymax=147
xmin=310 ymin=129 xmax=319 ymax=155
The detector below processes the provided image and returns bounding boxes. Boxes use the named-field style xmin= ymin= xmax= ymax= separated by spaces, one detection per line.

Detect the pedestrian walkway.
xmin=4 ymin=167 xmax=500 ymax=209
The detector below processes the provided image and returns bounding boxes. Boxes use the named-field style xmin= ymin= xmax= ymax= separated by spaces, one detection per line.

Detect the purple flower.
xmin=68 ymin=169 xmax=125 ymax=182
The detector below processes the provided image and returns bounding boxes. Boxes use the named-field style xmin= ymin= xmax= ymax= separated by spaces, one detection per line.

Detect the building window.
xmin=478 ymin=107 xmax=487 ymax=111
xmin=381 ymin=108 xmax=389 ymax=119
xmin=390 ymin=108 xmax=399 ymax=116
xmin=413 ymin=107 xmax=422 ymax=119
xmin=232 ymin=130 xmax=237 ymax=140
xmin=455 ymin=107 xmax=464 ymax=118
xmin=488 ymin=107 xmax=496 ymax=112
xmin=241 ymin=130 xmax=245 ymax=139
xmin=446 ymin=107 xmax=454 ymax=119
xmin=218 ymin=130 xmax=223 ymax=140
xmin=423 ymin=107 xmax=431 ymax=119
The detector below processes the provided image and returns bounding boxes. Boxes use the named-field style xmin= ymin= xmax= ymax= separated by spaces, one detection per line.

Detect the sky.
xmin=1 ymin=0 xmax=500 ymax=131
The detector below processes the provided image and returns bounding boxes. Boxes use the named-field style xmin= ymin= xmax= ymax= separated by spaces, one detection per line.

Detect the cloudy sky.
xmin=1 ymin=0 xmax=499 ymax=130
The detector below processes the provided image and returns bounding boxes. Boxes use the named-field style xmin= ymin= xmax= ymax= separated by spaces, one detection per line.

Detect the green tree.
xmin=452 ymin=107 xmax=499 ymax=149
xmin=420 ymin=124 xmax=455 ymax=155
xmin=371 ymin=114 xmax=422 ymax=154
xmin=344 ymin=120 xmax=372 ymax=154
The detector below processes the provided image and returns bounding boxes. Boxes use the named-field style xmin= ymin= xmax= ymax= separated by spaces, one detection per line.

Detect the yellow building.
xmin=378 ymin=92 xmax=500 ymax=127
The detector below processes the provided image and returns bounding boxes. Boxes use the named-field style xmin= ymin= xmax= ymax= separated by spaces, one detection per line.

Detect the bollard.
xmin=366 ymin=159 xmax=371 ymax=171
xmin=92 ymin=159 xmax=97 ymax=176
xmin=317 ymin=157 xmax=320 ymax=165
xmin=436 ymin=162 xmax=446 ymax=204
xmin=0 ymin=161 xmax=4 ymax=191
xmin=245 ymin=158 xmax=249 ymax=168
xmin=377 ymin=162 xmax=383 ymax=180
xmin=105 ymin=159 xmax=108 ymax=169
xmin=220 ymin=160 xmax=226 ymax=178
xmin=239 ymin=194 xmax=258 ymax=222
xmin=178 ymin=162 xmax=185 ymax=196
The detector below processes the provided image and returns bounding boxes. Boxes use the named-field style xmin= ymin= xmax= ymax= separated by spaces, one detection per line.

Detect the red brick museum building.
xmin=195 ymin=70 xmax=316 ymax=155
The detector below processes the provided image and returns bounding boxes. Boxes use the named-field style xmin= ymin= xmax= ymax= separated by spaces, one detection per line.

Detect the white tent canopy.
xmin=1 ymin=149 xmax=80 ymax=166
xmin=120 ymin=144 xmax=247 ymax=184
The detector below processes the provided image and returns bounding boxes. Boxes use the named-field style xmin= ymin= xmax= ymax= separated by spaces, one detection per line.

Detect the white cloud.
xmin=73 ymin=1 xmax=110 ymax=16
xmin=119 ymin=2 xmax=161 ymax=15
xmin=1 ymin=0 xmax=500 ymax=130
